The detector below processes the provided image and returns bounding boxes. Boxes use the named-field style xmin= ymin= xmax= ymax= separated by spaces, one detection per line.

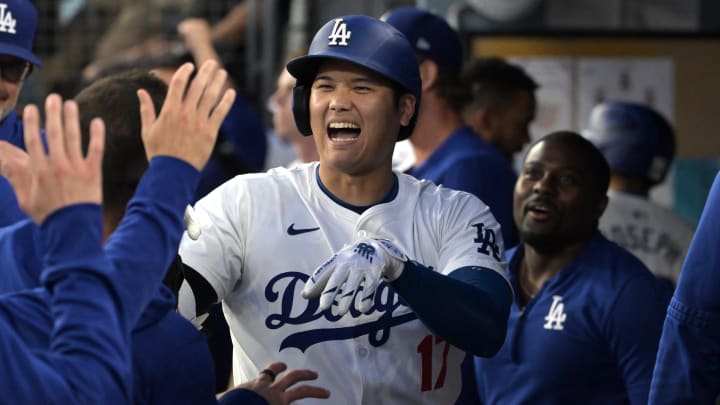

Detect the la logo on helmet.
xmin=328 ymin=18 xmax=351 ymax=46
xmin=0 ymin=4 xmax=16 ymax=34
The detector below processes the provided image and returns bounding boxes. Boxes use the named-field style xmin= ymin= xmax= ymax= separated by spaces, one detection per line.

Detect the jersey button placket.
xmin=357 ymin=342 xmax=371 ymax=403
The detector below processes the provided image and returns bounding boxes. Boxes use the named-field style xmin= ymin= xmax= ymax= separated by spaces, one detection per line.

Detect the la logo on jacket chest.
xmin=543 ymin=295 xmax=567 ymax=330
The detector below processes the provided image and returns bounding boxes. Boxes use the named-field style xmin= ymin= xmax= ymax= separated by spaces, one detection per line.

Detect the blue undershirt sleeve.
xmin=390 ymin=261 xmax=512 ymax=357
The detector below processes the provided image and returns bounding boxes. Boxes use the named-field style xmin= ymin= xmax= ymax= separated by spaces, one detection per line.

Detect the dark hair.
xmin=430 ymin=60 xmax=471 ymax=113
xmin=75 ymin=69 xmax=168 ymax=213
xmin=461 ymin=57 xmax=538 ymax=114
xmin=526 ymin=131 xmax=610 ymax=200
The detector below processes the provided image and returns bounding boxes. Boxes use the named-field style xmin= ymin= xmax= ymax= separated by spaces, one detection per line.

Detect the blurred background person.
xmin=384 ymin=6 xmax=519 ymax=248
xmin=582 ymin=101 xmax=695 ymax=286
xmin=460 ymin=57 xmax=538 ymax=163
xmin=266 ymin=52 xmax=319 ymax=168
xmin=175 ymin=17 xmax=267 ymax=198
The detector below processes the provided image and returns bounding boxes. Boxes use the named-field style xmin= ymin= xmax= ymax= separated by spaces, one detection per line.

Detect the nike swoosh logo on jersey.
xmin=287 ymin=223 xmax=320 ymax=235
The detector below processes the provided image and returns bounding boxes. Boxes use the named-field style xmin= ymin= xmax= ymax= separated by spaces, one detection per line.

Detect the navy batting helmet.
xmin=582 ymin=101 xmax=675 ymax=185
xmin=286 ymin=15 xmax=421 ymax=141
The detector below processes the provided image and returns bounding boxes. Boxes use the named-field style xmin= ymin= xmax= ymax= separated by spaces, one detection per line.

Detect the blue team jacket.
xmin=0 ymin=204 xmax=132 ymax=403
xmin=649 ymin=171 xmax=720 ymax=404
xmin=0 ymin=157 xmax=223 ymax=403
xmin=475 ymin=233 xmax=672 ymax=404
xmin=408 ymin=126 xmax=518 ymax=248
xmin=0 ymin=110 xmax=29 ymax=227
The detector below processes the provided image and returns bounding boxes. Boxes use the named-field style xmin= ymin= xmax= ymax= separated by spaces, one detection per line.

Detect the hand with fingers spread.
xmin=138 ymin=60 xmax=236 ymax=171
xmin=302 ymin=238 xmax=409 ymax=316
xmin=232 ymin=362 xmax=330 ymax=405
xmin=0 ymin=94 xmax=105 ymax=224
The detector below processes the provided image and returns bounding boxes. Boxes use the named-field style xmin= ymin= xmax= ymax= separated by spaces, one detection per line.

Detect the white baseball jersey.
xmin=599 ymin=190 xmax=695 ymax=284
xmin=179 ymin=162 xmax=507 ymax=404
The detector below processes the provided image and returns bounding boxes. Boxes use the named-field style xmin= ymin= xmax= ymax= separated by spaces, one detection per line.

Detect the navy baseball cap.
xmin=381 ymin=6 xmax=463 ymax=75
xmin=0 ymin=0 xmax=40 ymax=66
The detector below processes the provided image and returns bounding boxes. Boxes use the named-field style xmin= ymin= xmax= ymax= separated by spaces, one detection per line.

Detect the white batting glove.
xmin=302 ymin=238 xmax=408 ymax=315
xmin=184 ymin=204 xmax=202 ymax=240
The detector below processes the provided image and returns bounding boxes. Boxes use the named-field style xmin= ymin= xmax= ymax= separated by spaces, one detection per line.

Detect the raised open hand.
xmin=138 ymin=60 xmax=236 ymax=171
xmin=0 ymin=94 xmax=104 ymax=224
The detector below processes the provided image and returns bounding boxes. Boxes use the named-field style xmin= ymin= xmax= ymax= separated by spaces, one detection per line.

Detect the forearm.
xmin=188 ymin=45 xmax=236 ymax=91
xmin=105 ymin=157 xmax=200 ymax=324
xmin=391 ymin=262 xmax=512 ymax=357
xmin=211 ymin=2 xmax=252 ymax=45
xmin=39 ymin=204 xmax=131 ymax=403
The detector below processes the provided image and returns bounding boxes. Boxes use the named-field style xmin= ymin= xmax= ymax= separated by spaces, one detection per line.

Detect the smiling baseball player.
xmin=178 ymin=15 xmax=513 ymax=404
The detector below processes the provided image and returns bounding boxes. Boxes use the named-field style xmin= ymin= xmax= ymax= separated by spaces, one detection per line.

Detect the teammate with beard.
xmin=474 ymin=131 xmax=671 ymax=404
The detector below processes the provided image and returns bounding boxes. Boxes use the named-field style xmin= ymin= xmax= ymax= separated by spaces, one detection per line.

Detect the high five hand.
xmin=138 ymin=60 xmax=236 ymax=171
xmin=0 ymin=95 xmax=104 ymax=224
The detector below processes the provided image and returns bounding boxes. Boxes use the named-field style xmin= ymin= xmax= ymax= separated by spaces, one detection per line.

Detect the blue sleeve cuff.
xmin=217 ymin=388 xmax=269 ymax=405
xmin=143 ymin=156 xmax=200 ymax=204
xmin=666 ymin=297 xmax=720 ymax=336
xmin=40 ymin=203 xmax=103 ymax=266
xmin=38 ymin=204 xmax=113 ymax=290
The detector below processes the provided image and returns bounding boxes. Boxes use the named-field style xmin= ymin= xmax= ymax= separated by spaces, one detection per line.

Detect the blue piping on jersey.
xmin=315 ymin=165 xmax=399 ymax=214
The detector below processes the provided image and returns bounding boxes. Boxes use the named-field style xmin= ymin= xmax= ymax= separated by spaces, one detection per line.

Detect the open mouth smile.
xmin=327 ymin=122 xmax=361 ymax=142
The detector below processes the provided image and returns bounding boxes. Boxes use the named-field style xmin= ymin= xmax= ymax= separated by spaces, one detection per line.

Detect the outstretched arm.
xmin=303 ymin=238 xmax=512 ymax=357
xmin=392 ymin=262 xmax=512 ymax=357
xmin=0 ymin=95 xmax=133 ymax=403
xmin=178 ymin=18 xmax=236 ymax=90
xmin=104 ymin=60 xmax=236 ymax=326
xmin=302 ymin=193 xmax=513 ymax=357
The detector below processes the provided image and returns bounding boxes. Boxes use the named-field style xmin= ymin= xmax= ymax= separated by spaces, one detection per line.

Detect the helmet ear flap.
xmin=292 ymin=83 xmax=313 ymax=136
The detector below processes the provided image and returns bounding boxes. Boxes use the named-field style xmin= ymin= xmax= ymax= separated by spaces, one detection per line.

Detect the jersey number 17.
xmin=417 ymin=334 xmax=450 ymax=391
